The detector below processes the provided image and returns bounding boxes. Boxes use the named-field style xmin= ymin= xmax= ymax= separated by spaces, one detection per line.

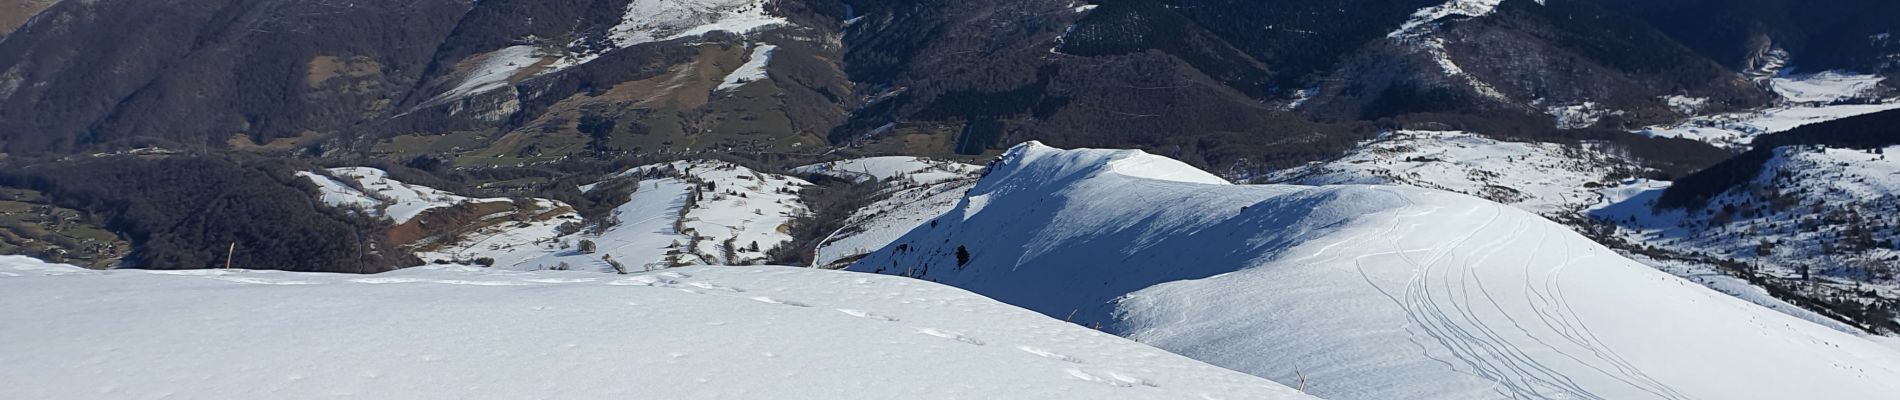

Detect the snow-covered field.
xmin=852 ymin=142 xmax=1900 ymax=400
xmin=1268 ymin=130 xmax=1642 ymax=217
xmin=0 ymin=259 xmax=1314 ymax=399
xmin=1771 ymin=71 xmax=1888 ymax=104
xmin=1640 ymin=72 xmax=1898 ymax=149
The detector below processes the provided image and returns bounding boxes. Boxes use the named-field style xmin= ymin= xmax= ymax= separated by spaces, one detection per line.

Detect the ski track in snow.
xmin=853 ymin=142 xmax=1900 ymax=400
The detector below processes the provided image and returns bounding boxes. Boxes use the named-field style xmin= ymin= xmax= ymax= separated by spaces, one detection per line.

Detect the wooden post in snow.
xmin=225 ymin=242 xmax=236 ymax=270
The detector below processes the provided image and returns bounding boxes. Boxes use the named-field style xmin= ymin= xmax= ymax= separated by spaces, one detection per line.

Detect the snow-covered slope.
xmin=553 ymin=0 xmax=787 ymax=70
xmin=424 ymin=160 xmax=807 ymax=271
xmin=420 ymin=45 xmax=544 ymax=107
xmin=1390 ymin=0 xmax=1503 ymax=39
xmin=852 ymin=142 xmax=1900 ymax=400
xmin=299 ymin=167 xmax=511 ymax=224
xmin=792 ymin=156 xmax=982 ymax=185
xmin=716 ymin=44 xmax=776 ymax=92
xmin=793 ymin=157 xmax=984 ymax=267
xmin=0 ymin=262 xmax=1315 ymax=400
xmin=1592 ymin=145 xmax=1900 ymax=301
xmin=1268 ymin=130 xmax=1643 ymax=217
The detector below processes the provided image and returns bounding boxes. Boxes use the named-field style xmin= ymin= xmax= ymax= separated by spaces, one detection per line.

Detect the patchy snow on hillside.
xmin=1661 ymin=95 xmax=1709 ymax=115
xmin=0 ymin=263 xmax=1315 ymax=400
xmin=295 ymin=171 xmax=381 ymax=211
xmin=813 ymin=179 xmax=973 ymax=268
xmin=411 ymin=198 xmax=582 ymax=267
xmin=423 ymin=45 xmax=541 ymax=107
xmin=553 ymin=0 xmax=788 ymax=71
xmin=1384 ymin=0 xmax=1512 ymax=101
xmin=792 ymin=157 xmax=984 ymax=267
xmin=446 ymin=160 xmax=808 ymax=272
xmin=1268 ymin=130 xmax=1643 ymax=217
xmin=854 ymin=142 xmax=1900 ymax=400
xmin=1640 ymin=71 xmax=1898 ymax=149
xmin=1417 ymin=37 xmax=1508 ymax=100
xmin=1591 ymin=145 xmax=1900 ymax=295
xmin=658 ymin=161 xmax=808 ymax=265
xmin=300 ymin=167 xmax=510 ymax=224
xmin=1636 ymin=102 xmax=1900 ymax=149
xmin=1390 ymin=0 xmax=1504 ymax=39
xmin=716 ymin=44 xmax=775 ymax=91
xmin=1544 ymin=102 xmax=1619 ymax=129
xmin=794 ymin=156 xmax=982 ymax=185
xmin=1771 ymin=71 xmax=1887 ymax=104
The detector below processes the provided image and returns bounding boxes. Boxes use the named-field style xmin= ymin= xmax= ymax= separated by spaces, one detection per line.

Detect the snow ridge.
xmin=853 ymin=142 xmax=1900 ymax=400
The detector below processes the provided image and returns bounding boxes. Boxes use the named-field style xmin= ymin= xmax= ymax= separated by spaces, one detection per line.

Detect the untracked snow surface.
xmin=0 ymin=262 xmax=1316 ymax=400
xmin=852 ymin=142 xmax=1900 ymax=400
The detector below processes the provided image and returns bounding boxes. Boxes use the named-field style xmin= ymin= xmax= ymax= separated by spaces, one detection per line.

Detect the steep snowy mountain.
xmin=0 ymin=257 xmax=1316 ymax=400
xmin=850 ymin=142 xmax=1900 ymax=400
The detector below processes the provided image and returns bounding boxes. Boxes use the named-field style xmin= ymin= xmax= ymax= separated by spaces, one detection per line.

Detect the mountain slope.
xmin=850 ymin=142 xmax=1900 ymax=400
xmin=0 ymin=257 xmax=1317 ymax=400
